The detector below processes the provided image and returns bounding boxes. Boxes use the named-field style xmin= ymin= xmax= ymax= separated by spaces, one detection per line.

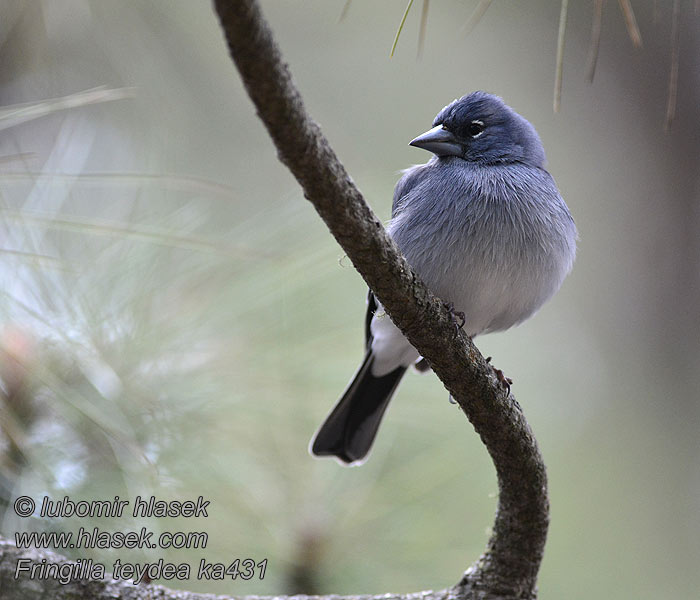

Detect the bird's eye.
xmin=467 ymin=120 xmax=485 ymax=138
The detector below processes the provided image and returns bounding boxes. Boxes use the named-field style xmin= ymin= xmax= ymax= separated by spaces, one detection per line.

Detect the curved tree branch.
xmin=213 ymin=1 xmax=548 ymax=599
xmin=0 ymin=2 xmax=548 ymax=599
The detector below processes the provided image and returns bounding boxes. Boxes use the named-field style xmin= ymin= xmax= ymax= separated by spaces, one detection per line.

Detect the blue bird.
xmin=311 ymin=91 xmax=577 ymax=465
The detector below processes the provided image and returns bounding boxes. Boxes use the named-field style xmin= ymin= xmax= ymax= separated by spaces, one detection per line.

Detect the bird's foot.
xmin=443 ymin=302 xmax=466 ymax=333
xmin=485 ymin=356 xmax=513 ymax=394
xmin=495 ymin=369 xmax=513 ymax=393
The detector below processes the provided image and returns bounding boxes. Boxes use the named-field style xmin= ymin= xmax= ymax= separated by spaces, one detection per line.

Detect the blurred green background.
xmin=0 ymin=1 xmax=698 ymax=598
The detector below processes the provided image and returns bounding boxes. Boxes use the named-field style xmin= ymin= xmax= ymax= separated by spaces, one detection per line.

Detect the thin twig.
xmin=665 ymin=0 xmax=681 ymax=131
xmin=390 ymin=0 xmax=414 ymax=57
xmin=586 ymin=0 xmax=605 ymax=82
xmin=554 ymin=0 xmax=569 ymax=112
xmin=617 ymin=0 xmax=642 ymax=47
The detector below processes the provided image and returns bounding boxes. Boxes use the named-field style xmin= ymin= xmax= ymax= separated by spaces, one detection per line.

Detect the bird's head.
xmin=409 ymin=91 xmax=546 ymax=168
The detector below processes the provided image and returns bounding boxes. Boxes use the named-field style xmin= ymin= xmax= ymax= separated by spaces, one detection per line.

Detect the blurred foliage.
xmin=0 ymin=1 xmax=698 ymax=599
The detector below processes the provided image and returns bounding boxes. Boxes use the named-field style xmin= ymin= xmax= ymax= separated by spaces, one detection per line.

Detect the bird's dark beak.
xmin=409 ymin=125 xmax=463 ymax=157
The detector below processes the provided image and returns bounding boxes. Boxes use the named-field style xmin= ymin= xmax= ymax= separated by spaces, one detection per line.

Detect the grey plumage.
xmin=311 ymin=91 xmax=577 ymax=465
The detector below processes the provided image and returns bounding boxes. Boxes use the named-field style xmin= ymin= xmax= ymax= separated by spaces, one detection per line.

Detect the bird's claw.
xmin=485 ymin=357 xmax=513 ymax=393
xmin=443 ymin=302 xmax=466 ymax=333
xmin=494 ymin=368 xmax=513 ymax=393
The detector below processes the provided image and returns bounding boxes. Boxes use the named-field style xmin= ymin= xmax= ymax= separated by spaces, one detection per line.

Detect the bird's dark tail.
xmin=311 ymin=351 xmax=406 ymax=465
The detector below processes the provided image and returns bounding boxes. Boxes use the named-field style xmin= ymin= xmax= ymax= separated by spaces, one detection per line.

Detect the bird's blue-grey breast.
xmin=311 ymin=91 xmax=577 ymax=465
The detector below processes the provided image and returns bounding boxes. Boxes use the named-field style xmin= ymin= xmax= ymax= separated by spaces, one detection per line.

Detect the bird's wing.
xmin=365 ymin=163 xmax=430 ymax=349
xmin=391 ymin=163 xmax=430 ymax=218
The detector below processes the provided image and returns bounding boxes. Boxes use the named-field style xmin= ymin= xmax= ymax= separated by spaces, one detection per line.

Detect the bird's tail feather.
xmin=311 ymin=351 xmax=406 ymax=465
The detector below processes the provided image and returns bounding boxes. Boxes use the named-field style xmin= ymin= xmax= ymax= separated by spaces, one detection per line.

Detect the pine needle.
xmin=0 ymin=248 xmax=64 ymax=268
xmin=586 ymin=0 xmax=605 ymax=83
xmin=390 ymin=0 xmax=414 ymax=58
xmin=0 ymin=152 xmax=35 ymax=165
xmin=0 ymin=171 xmax=237 ymax=201
xmin=617 ymin=0 xmax=642 ymax=48
xmin=665 ymin=0 xmax=681 ymax=131
xmin=0 ymin=208 xmax=236 ymax=256
xmin=417 ymin=0 xmax=430 ymax=59
xmin=338 ymin=0 xmax=352 ymax=22
xmin=0 ymin=87 xmax=134 ymax=131
xmin=554 ymin=0 xmax=569 ymax=112
xmin=462 ymin=0 xmax=493 ymax=35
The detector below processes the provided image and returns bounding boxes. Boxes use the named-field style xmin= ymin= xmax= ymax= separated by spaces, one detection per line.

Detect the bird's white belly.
xmin=369 ymin=248 xmax=565 ymax=377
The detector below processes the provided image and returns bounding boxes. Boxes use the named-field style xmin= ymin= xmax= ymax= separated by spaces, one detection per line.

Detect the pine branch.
xmin=211 ymin=1 xmax=549 ymax=598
